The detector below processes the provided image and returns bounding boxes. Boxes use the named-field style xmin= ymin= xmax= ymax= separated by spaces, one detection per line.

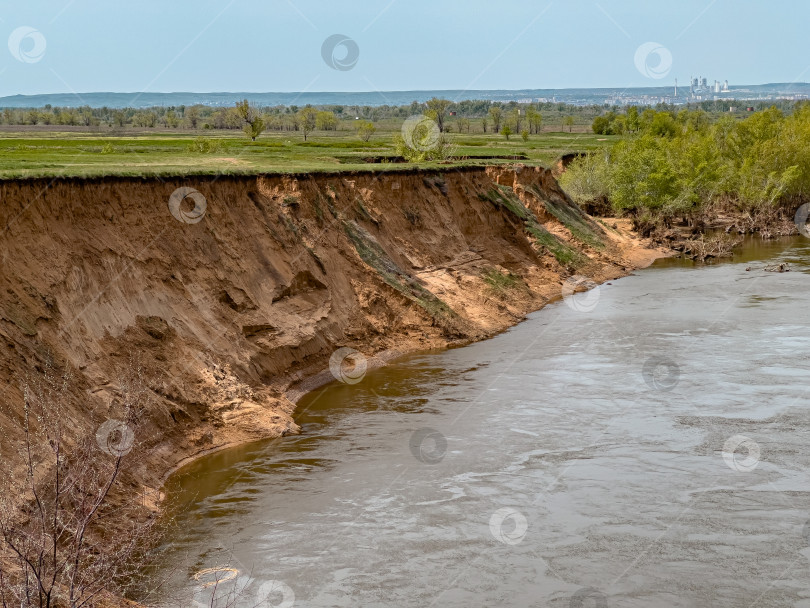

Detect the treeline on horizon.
xmin=560 ymin=102 xmax=810 ymax=231
xmin=0 ymin=97 xmax=799 ymax=132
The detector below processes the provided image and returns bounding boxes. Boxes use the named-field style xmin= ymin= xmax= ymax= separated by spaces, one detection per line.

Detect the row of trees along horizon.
xmin=560 ymin=102 xmax=810 ymax=233
xmin=0 ymin=97 xmax=798 ymax=140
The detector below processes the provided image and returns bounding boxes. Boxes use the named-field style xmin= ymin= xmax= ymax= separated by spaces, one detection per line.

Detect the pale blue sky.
xmin=3 ymin=0 xmax=807 ymax=96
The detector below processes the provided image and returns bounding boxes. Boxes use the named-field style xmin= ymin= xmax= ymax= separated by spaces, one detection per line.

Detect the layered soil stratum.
xmin=0 ymin=166 xmax=667 ymax=499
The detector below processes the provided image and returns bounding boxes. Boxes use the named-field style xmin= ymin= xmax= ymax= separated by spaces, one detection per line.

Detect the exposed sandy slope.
xmin=0 ymin=166 xmax=668 ymax=496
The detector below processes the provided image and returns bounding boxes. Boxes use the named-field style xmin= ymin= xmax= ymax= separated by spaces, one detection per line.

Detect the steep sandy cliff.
xmin=0 ymin=166 xmax=665 ymax=494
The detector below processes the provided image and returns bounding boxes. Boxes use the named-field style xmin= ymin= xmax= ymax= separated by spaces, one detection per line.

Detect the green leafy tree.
xmin=298 ymin=107 xmax=318 ymax=141
xmin=394 ymin=120 xmax=453 ymax=162
xmin=527 ymin=107 xmax=543 ymax=134
xmin=501 ymin=125 xmax=512 ymax=140
xmin=185 ymin=105 xmax=201 ymax=129
xmin=357 ymin=121 xmax=376 ymax=142
xmin=626 ymin=106 xmax=640 ymax=133
xmin=165 ymin=110 xmax=179 ymax=128
xmin=563 ymin=116 xmax=575 ymax=132
xmin=316 ymin=110 xmax=338 ymax=131
xmin=425 ymin=98 xmax=452 ymax=132
xmin=592 ymin=115 xmax=610 ymax=135
xmin=243 ymin=117 xmax=265 ymax=141
xmin=559 ymin=151 xmax=612 ymax=207
xmin=513 ymin=109 xmax=523 ymax=133
xmin=609 ymin=136 xmax=679 ymax=212
xmin=235 ymin=100 xmax=266 ymax=141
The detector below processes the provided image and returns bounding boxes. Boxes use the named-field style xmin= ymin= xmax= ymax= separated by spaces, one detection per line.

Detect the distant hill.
xmin=1 ymin=83 xmax=808 ymax=109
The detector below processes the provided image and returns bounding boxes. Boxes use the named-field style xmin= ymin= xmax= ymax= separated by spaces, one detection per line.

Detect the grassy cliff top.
xmin=0 ymin=127 xmax=616 ymax=179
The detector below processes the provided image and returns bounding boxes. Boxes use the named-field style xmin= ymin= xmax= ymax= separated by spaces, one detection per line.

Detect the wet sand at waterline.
xmin=158 ymin=237 xmax=810 ymax=608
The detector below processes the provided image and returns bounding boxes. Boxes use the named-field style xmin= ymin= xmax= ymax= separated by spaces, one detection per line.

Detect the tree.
xmin=0 ymin=363 xmax=160 ymax=608
xmin=243 ymin=116 xmax=265 ymax=141
xmin=357 ymin=121 xmax=376 ymax=142
xmin=527 ymin=108 xmax=543 ymax=134
xmin=395 ymin=117 xmax=454 ymax=162
xmin=235 ymin=100 xmax=266 ymax=141
xmin=481 ymin=116 xmax=489 ymax=133
xmin=501 ymin=125 xmax=513 ymax=140
xmin=510 ymin=109 xmax=523 ymax=134
xmin=298 ymin=107 xmax=318 ymax=141
xmin=425 ymin=98 xmax=452 ymax=133
xmin=225 ymin=109 xmax=243 ymax=130
xmin=592 ymin=113 xmax=619 ymax=135
xmin=164 ymin=110 xmax=179 ymax=128
xmin=521 ymin=129 xmax=529 ymax=142
xmin=559 ymin=151 xmax=612 ymax=207
xmin=626 ymin=106 xmax=640 ymax=133
xmin=316 ymin=111 xmax=338 ymax=131
xmin=564 ymin=116 xmax=575 ymax=132
xmin=133 ymin=111 xmax=157 ymax=128
xmin=645 ymin=112 xmax=678 ymax=138
xmin=488 ymin=107 xmax=502 ymax=134
xmin=185 ymin=105 xmax=201 ymax=129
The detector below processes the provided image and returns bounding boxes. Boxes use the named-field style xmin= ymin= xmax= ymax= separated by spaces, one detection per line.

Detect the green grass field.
xmin=0 ymin=127 xmax=617 ymax=179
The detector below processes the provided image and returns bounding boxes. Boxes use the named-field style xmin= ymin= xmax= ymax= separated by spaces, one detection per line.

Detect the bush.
xmin=187 ymin=136 xmax=223 ymax=153
xmin=572 ymin=105 xmax=808 ymax=221
xmin=559 ymin=152 xmax=611 ymax=207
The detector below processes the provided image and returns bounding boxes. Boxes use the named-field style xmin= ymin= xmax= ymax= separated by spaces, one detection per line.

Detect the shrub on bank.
xmin=564 ymin=104 xmax=810 ymax=229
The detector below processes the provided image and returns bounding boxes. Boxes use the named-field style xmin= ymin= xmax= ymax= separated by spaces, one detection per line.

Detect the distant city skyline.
xmin=2 ymin=0 xmax=808 ymax=97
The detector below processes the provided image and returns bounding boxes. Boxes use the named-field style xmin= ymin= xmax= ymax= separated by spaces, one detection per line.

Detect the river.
xmin=156 ymin=237 xmax=810 ymax=608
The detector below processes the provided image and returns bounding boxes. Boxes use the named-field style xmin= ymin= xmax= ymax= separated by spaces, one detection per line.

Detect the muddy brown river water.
xmin=156 ymin=237 xmax=810 ymax=608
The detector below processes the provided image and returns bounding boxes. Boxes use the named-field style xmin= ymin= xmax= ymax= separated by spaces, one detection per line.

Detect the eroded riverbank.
xmin=0 ymin=167 xmax=664 ymax=505
xmin=158 ymin=236 xmax=810 ymax=608
xmin=0 ymin=167 xmax=668 ymax=606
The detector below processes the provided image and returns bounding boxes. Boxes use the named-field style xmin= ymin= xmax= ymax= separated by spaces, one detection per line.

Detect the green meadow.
xmin=0 ymin=127 xmax=617 ymax=179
